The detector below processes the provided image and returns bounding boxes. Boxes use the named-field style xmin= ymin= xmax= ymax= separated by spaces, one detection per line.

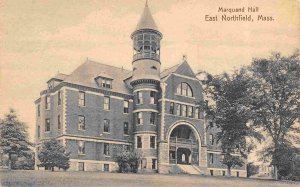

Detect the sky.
xmin=0 ymin=0 xmax=299 ymax=143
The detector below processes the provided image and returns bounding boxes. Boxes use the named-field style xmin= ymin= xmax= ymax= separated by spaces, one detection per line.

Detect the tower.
xmin=131 ymin=1 xmax=162 ymax=172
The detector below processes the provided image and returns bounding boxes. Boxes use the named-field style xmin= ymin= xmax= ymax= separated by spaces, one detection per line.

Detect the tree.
xmin=0 ymin=109 xmax=32 ymax=170
xmin=249 ymin=51 xmax=300 ymax=180
xmin=38 ymin=138 xmax=70 ymax=171
xmin=114 ymin=150 xmax=141 ymax=173
xmin=201 ymin=69 xmax=263 ymax=176
xmin=246 ymin=162 xmax=259 ymax=178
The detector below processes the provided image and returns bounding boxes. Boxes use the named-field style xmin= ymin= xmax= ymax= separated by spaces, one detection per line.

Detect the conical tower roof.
xmin=135 ymin=1 xmax=159 ymax=32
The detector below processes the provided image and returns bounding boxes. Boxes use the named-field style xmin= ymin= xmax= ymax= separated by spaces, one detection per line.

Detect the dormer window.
xmin=96 ymin=77 xmax=113 ymax=89
xmin=176 ymin=82 xmax=193 ymax=97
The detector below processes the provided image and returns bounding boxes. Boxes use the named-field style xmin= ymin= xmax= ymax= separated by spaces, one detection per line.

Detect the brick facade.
xmin=34 ymin=2 xmax=247 ymax=177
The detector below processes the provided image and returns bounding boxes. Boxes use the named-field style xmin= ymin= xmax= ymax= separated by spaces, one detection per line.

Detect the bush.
xmin=115 ymin=151 xmax=141 ymax=173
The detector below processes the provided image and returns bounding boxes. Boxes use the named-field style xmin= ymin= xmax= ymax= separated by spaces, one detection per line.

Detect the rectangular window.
xmin=236 ymin=172 xmax=239 ymax=177
xmin=45 ymin=119 xmax=50 ymax=132
xmin=209 ymin=122 xmax=214 ymax=128
xmin=182 ymin=105 xmax=187 ymax=117
xmin=150 ymin=91 xmax=156 ymax=104
xmin=209 ymin=134 xmax=214 ymax=145
xmin=104 ymin=143 xmax=110 ymax=156
xmin=58 ymin=91 xmax=62 ymax=105
xmin=78 ymin=162 xmax=84 ymax=171
xmin=150 ymin=136 xmax=155 ymax=148
xmin=123 ymin=100 xmax=129 ymax=113
xmin=150 ymin=112 xmax=155 ymax=124
xmin=45 ymin=96 xmax=50 ymax=109
xmin=209 ymin=153 xmax=214 ymax=164
xmin=222 ymin=171 xmax=226 ymax=176
xmin=58 ymin=115 xmax=61 ymax=130
xmin=137 ymin=91 xmax=143 ymax=104
xmin=104 ymin=96 xmax=110 ymax=110
xmin=187 ymin=106 xmax=193 ymax=118
xmin=78 ymin=141 xmax=85 ymax=154
xmin=195 ymin=108 xmax=199 ymax=119
xmin=176 ymin=104 xmax=181 ymax=116
xmin=37 ymin=125 xmax=40 ymax=138
xmin=78 ymin=116 xmax=85 ymax=130
xmin=137 ymin=136 xmax=142 ymax=148
xmin=210 ymin=170 xmax=214 ymax=176
xmin=79 ymin=92 xmax=85 ymax=106
xmin=124 ymin=122 xmax=129 ymax=135
xmin=170 ymin=102 xmax=174 ymax=114
xmin=104 ymin=164 xmax=109 ymax=172
xmin=152 ymin=159 xmax=157 ymax=170
xmin=137 ymin=112 xmax=143 ymax=125
xmin=106 ymin=80 xmax=112 ymax=89
xmin=104 ymin=119 xmax=110 ymax=133
xmin=37 ymin=104 xmax=40 ymax=117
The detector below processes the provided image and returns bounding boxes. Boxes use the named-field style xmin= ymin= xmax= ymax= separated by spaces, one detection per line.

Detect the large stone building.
xmin=34 ymin=2 xmax=246 ymax=177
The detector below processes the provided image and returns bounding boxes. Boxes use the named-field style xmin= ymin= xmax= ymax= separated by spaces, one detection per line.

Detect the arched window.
xmin=176 ymin=83 xmax=193 ymax=97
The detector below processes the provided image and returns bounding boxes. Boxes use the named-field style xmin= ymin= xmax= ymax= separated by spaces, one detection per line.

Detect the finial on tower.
xmin=182 ymin=54 xmax=187 ymax=62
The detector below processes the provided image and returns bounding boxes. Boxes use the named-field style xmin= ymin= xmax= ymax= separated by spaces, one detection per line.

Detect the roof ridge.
xmin=86 ymin=59 xmax=131 ymax=72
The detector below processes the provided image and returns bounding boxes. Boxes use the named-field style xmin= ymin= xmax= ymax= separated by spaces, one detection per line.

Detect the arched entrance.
xmin=168 ymin=124 xmax=200 ymax=165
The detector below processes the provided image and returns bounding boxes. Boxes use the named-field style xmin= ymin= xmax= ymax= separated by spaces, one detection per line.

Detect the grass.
xmin=0 ymin=170 xmax=299 ymax=187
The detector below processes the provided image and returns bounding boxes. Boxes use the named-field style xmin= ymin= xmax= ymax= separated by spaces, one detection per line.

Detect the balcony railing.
xmin=133 ymin=52 xmax=159 ymax=61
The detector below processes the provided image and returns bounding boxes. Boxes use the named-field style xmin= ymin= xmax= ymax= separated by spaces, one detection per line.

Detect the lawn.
xmin=0 ymin=170 xmax=298 ymax=187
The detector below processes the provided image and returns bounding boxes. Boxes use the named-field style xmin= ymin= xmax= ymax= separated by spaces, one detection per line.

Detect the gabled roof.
xmin=63 ymin=60 xmax=132 ymax=95
xmin=47 ymin=73 xmax=68 ymax=83
xmin=135 ymin=1 xmax=159 ymax=32
xmin=160 ymin=61 xmax=198 ymax=82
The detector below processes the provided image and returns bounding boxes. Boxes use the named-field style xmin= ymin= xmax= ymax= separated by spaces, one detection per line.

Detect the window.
xmin=104 ymin=164 xmax=109 ymax=172
xmin=58 ymin=91 xmax=62 ymax=105
xmin=195 ymin=108 xmax=200 ymax=119
xmin=188 ymin=106 xmax=193 ymax=118
xmin=209 ymin=122 xmax=214 ymax=128
xmin=104 ymin=143 xmax=110 ymax=156
xmin=137 ymin=136 xmax=142 ymax=148
xmin=78 ymin=116 xmax=85 ymax=130
xmin=99 ymin=78 xmax=112 ymax=89
xmin=210 ymin=170 xmax=214 ymax=176
xmin=150 ymin=112 xmax=155 ymax=124
xmin=37 ymin=125 xmax=40 ymax=138
xmin=236 ymin=172 xmax=239 ymax=177
xmin=150 ymin=136 xmax=155 ymax=148
xmin=209 ymin=153 xmax=214 ymax=164
xmin=78 ymin=162 xmax=84 ymax=171
xmin=104 ymin=96 xmax=110 ymax=110
xmin=222 ymin=171 xmax=226 ymax=176
xmin=170 ymin=102 xmax=174 ymax=114
xmin=152 ymin=159 xmax=157 ymax=170
xmin=58 ymin=115 xmax=61 ymax=130
xmin=137 ymin=91 xmax=143 ymax=104
xmin=150 ymin=91 xmax=156 ymax=104
xmin=37 ymin=104 xmax=40 ymax=117
xmin=182 ymin=105 xmax=187 ymax=117
xmin=137 ymin=112 xmax=143 ymax=125
xmin=124 ymin=122 xmax=129 ymax=135
xmin=45 ymin=96 xmax=50 ymax=109
xmin=209 ymin=134 xmax=214 ymax=145
xmin=176 ymin=83 xmax=193 ymax=97
xmin=123 ymin=100 xmax=129 ymax=113
xmin=123 ymin=145 xmax=130 ymax=151
xmin=104 ymin=119 xmax=110 ymax=133
xmin=45 ymin=119 xmax=50 ymax=132
xmin=79 ymin=92 xmax=85 ymax=106
xmin=78 ymin=141 xmax=85 ymax=154
xmin=176 ymin=104 xmax=181 ymax=116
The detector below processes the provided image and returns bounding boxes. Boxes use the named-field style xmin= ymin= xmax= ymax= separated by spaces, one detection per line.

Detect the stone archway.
xmin=167 ymin=122 xmax=201 ymax=166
